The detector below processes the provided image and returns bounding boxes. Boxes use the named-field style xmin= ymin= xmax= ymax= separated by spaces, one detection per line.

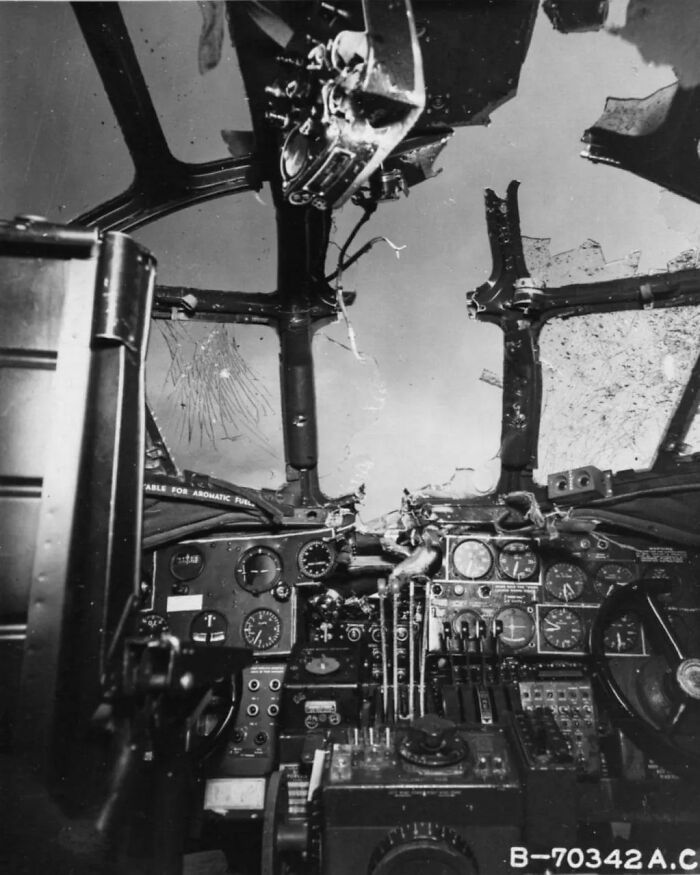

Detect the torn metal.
xmin=582 ymin=82 xmax=700 ymax=204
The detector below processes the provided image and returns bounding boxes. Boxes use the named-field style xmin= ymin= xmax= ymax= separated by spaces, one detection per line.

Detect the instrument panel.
xmin=141 ymin=529 xmax=342 ymax=656
xmin=428 ymin=531 xmax=693 ymax=657
xmin=134 ymin=514 xmax=700 ymax=875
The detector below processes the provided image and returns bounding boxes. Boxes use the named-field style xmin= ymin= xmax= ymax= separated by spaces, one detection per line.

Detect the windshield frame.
xmin=64 ymin=2 xmax=700 ymax=513
xmin=468 ymin=181 xmax=700 ymax=499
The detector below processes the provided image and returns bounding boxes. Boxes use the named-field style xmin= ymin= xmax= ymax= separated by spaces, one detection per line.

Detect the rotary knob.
xmin=368 ymin=822 xmax=477 ymax=875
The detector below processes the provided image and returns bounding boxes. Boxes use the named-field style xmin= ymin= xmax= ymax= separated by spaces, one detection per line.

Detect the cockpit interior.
xmin=3 ymin=2 xmax=700 ymax=874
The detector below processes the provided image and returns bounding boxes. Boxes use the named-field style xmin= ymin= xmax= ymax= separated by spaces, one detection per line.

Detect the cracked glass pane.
xmin=536 ymin=306 xmax=700 ymax=480
xmin=139 ymin=192 xmax=280 ymax=492
xmin=147 ymin=322 xmax=285 ymax=490
xmin=530 ymin=236 xmax=700 ymax=480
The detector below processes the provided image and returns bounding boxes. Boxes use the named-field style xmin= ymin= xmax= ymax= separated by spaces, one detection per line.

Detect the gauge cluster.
xmin=450 ymin=537 xmax=539 ymax=582
xmin=141 ymin=530 xmax=342 ymax=656
xmin=429 ymin=532 xmax=692 ymax=657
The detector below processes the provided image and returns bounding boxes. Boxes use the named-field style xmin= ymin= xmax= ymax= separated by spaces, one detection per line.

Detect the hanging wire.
xmin=328 ymin=201 xmax=406 ymax=360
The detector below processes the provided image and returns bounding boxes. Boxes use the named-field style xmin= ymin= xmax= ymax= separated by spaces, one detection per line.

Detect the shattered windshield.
xmin=537 ymin=305 xmax=700 ymax=480
xmin=529 ymin=235 xmax=700 ymax=481
xmin=5 ymin=1 xmax=700 ymax=517
xmin=147 ymin=321 xmax=286 ymax=489
xmin=139 ymin=195 xmax=285 ymax=490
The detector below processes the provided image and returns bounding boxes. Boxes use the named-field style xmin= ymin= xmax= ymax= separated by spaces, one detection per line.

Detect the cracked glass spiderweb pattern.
xmin=148 ymin=322 xmax=286 ymax=488
xmin=527 ymin=236 xmax=700 ymax=480
xmin=537 ymin=306 xmax=700 ymax=480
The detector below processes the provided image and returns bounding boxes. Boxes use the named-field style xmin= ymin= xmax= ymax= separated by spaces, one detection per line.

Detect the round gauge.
xmin=170 ymin=546 xmax=205 ymax=581
xmin=498 ymin=541 xmax=539 ymax=581
xmin=594 ymin=563 xmax=635 ymax=597
xmin=603 ymin=613 xmax=640 ymax=653
xmin=190 ymin=610 xmax=228 ymax=646
xmin=298 ymin=539 xmax=336 ymax=579
xmin=452 ymin=609 xmax=482 ymax=637
xmin=138 ymin=613 xmax=169 ymax=636
xmin=541 ymin=607 xmax=585 ymax=651
xmin=452 ymin=539 xmax=493 ymax=580
xmin=235 ymin=546 xmax=282 ymax=595
xmin=242 ymin=608 xmax=282 ymax=651
xmin=544 ymin=563 xmax=586 ymax=602
xmin=494 ymin=606 xmax=535 ymax=649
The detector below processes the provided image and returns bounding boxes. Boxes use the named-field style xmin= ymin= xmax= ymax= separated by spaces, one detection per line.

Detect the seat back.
xmin=0 ymin=218 xmax=155 ymax=796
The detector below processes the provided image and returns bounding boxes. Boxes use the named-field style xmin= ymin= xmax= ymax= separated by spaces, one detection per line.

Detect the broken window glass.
xmin=527 ymin=235 xmax=700 ymax=480
xmin=147 ymin=321 xmax=286 ymax=490
xmin=536 ymin=305 xmax=700 ymax=480
xmin=0 ymin=2 xmax=133 ymax=220
xmin=313 ymin=288 xmax=504 ymax=523
xmin=139 ymin=192 xmax=280 ymax=492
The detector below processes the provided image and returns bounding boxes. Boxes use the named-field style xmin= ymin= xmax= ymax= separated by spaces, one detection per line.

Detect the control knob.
xmin=368 ymin=822 xmax=476 ymax=875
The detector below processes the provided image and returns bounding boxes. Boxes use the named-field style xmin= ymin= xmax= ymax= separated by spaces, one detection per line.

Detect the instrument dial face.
xmin=298 ymin=540 xmax=336 ymax=579
xmin=452 ymin=539 xmax=492 ymax=580
xmin=603 ymin=613 xmax=640 ymax=653
xmin=235 ymin=546 xmax=282 ymax=595
xmin=498 ymin=541 xmax=539 ymax=581
xmin=544 ymin=563 xmax=586 ymax=602
xmin=494 ymin=606 xmax=535 ymax=649
xmin=242 ymin=608 xmax=282 ymax=651
xmin=138 ymin=613 xmax=169 ymax=636
xmin=541 ymin=607 xmax=585 ymax=651
xmin=594 ymin=562 xmax=635 ymax=597
xmin=170 ymin=546 xmax=205 ymax=581
xmin=190 ymin=610 xmax=228 ymax=646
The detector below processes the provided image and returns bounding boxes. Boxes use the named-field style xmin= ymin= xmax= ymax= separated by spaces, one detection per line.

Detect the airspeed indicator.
xmin=242 ymin=608 xmax=282 ymax=651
